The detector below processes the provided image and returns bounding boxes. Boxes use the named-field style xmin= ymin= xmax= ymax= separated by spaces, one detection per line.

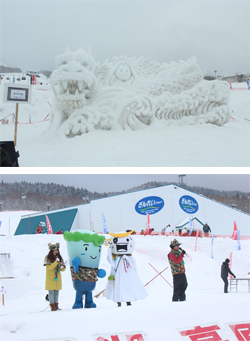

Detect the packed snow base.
xmin=0 ymin=233 xmax=249 ymax=341
xmin=49 ymin=47 xmax=230 ymax=138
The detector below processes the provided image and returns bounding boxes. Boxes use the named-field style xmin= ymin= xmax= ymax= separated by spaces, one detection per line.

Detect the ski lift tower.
xmin=178 ymin=174 xmax=187 ymax=186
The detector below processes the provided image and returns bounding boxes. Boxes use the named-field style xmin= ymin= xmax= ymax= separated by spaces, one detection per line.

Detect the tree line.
xmin=0 ymin=180 xmax=249 ymax=214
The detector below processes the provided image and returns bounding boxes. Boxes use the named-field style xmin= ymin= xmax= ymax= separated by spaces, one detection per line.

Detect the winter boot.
xmin=50 ymin=303 xmax=57 ymax=311
xmin=117 ymin=302 xmax=121 ymax=307
xmin=55 ymin=303 xmax=61 ymax=310
xmin=126 ymin=302 xmax=132 ymax=306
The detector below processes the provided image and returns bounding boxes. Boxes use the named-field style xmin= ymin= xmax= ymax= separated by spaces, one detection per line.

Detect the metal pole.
xmin=14 ymin=103 xmax=19 ymax=146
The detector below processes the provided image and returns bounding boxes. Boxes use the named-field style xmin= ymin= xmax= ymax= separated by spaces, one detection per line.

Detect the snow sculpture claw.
xmin=50 ymin=48 xmax=231 ymax=137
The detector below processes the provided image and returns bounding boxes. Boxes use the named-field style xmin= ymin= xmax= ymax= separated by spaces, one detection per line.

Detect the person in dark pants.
xmin=168 ymin=239 xmax=188 ymax=301
xmin=221 ymin=258 xmax=236 ymax=293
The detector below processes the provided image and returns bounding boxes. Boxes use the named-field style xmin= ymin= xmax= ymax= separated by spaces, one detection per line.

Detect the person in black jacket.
xmin=221 ymin=258 xmax=236 ymax=293
xmin=203 ymin=223 xmax=211 ymax=233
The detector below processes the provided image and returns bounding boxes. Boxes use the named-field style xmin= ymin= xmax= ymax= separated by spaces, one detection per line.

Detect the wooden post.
xmin=14 ymin=103 xmax=19 ymax=146
xmin=2 ymin=286 xmax=4 ymax=306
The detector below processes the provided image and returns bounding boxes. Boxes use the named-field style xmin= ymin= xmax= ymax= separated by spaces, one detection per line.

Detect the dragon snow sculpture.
xmin=50 ymin=47 xmax=230 ymax=137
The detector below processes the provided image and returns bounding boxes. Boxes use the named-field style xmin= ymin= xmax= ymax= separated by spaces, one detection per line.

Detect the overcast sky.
xmin=0 ymin=174 xmax=249 ymax=193
xmin=1 ymin=0 xmax=249 ymax=76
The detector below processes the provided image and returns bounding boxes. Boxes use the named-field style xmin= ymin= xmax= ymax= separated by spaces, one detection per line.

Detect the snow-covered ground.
xmin=0 ymin=76 xmax=249 ymax=167
xmin=0 ymin=221 xmax=249 ymax=340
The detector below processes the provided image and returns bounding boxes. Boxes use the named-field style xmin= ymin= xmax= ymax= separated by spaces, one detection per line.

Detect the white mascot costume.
xmin=104 ymin=230 xmax=148 ymax=307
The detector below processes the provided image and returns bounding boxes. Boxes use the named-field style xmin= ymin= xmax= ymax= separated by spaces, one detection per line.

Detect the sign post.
xmin=3 ymin=83 xmax=32 ymax=147
xmin=1 ymin=286 xmax=7 ymax=306
xmin=14 ymin=103 xmax=19 ymax=146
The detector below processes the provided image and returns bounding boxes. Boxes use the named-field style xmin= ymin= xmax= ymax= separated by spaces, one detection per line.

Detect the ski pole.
xmin=94 ymin=289 xmax=105 ymax=298
xmin=149 ymin=263 xmax=173 ymax=288
xmin=144 ymin=266 xmax=169 ymax=287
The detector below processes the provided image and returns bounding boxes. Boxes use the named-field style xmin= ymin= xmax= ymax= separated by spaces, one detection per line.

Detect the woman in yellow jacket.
xmin=44 ymin=243 xmax=66 ymax=311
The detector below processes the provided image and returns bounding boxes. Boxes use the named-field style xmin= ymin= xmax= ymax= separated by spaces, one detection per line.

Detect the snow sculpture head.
xmin=115 ymin=63 xmax=131 ymax=81
xmin=109 ymin=60 xmax=136 ymax=86
xmin=64 ymin=229 xmax=105 ymax=269
xmin=50 ymin=47 xmax=96 ymax=112
xmin=108 ymin=231 xmax=135 ymax=255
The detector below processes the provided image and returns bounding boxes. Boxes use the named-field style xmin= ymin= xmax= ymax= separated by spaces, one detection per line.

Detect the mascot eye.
xmin=82 ymin=61 xmax=88 ymax=67
xmin=85 ymin=246 xmax=88 ymax=251
xmin=113 ymin=238 xmax=118 ymax=244
xmin=62 ymin=61 xmax=68 ymax=65
xmin=126 ymin=238 xmax=130 ymax=242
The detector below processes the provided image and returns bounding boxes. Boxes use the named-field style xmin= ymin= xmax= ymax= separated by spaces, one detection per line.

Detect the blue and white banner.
xmin=237 ymin=230 xmax=241 ymax=250
xmin=246 ymin=80 xmax=250 ymax=90
xmin=211 ymin=234 xmax=214 ymax=259
xmin=189 ymin=217 xmax=193 ymax=235
xmin=102 ymin=213 xmax=107 ymax=234
xmin=13 ymin=76 xmax=15 ymax=83
xmin=0 ymin=221 xmax=2 ymax=228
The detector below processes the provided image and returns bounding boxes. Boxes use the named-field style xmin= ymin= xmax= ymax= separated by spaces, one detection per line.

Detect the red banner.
xmin=45 ymin=215 xmax=53 ymax=234
xmin=32 ymin=75 xmax=37 ymax=85
xmin=144 ymin=214 xmax=151 ymax=235
xmin=229 ymin=252 xmax=233 ymax=279
xmin=95 ymin=333 xmax=145 ymax=341
xmin=228 ymin=323 xmax=250 ymax=341
xmin=195 ymin=229 xmax=200 ymax=251
xmin=232 ymin=221 xmax=238 ymax=240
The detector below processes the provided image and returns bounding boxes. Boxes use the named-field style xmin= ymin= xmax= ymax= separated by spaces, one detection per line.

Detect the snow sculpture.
xmin=63 ymin=229 xmax=106 ymax=309
xmin=50 ymin=47 xmax=231 ymax=137
xmin=104 ymin=231 xmax=148 ymax=306
xmin=108 ymin=60 xmax=136 ymax=86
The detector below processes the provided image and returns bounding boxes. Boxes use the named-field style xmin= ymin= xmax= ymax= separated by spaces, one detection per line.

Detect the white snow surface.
xmin=0 ymin=77 xmax=249 ymax=167
xmin=0 ymin=229 xmax=249 ymax=341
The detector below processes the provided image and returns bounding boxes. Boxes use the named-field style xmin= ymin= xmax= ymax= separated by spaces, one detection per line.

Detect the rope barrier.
xmin=0 ymin=114 xmax=12 ymax=122
xmin=19 ymin=119 xmax=49 ymax=125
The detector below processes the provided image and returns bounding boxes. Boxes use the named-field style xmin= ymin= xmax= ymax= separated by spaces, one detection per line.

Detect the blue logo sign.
xmin=135 ymin=196 xmax=164 ymax=215
xmin=179 ymin=195 xmax=199 ymax=214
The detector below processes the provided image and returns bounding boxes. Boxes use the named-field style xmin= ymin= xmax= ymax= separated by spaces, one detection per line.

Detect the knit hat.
xmin=48 ymin=243 xmax=60 ymax=250
xmin=170 ymin=239 xmax=181 ymax=248
xmin=225 ymin=258 xmax=230 ymax=263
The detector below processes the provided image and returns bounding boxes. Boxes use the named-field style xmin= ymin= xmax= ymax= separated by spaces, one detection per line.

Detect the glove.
xmin=72 ymin=257 xmax=80 ymax=273
xmin=97 ymin=269 xmax=106 ymax=278
xmin=181 ymin=249 xmax=186 ymax=255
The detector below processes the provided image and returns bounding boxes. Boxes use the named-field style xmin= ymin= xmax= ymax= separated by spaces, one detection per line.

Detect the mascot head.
xmin=64 ymin=229 xmax=105 ymax=268
xmin=108 ymin=230 xmax=135 ymax=255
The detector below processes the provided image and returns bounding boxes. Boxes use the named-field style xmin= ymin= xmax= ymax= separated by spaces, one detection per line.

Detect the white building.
xmin=15 ymin=184 xmax=249 ymax=237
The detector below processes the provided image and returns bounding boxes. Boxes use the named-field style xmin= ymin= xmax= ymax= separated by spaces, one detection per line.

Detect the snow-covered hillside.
xmin=0 ymin=77 xmax=249 ymax=167
xmin=0 ymin=232 xmax=249 ymax=341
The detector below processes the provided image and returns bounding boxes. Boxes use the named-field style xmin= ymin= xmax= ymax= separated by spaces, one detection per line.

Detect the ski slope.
xmin=0 ymin=76 xmax=249 ymax=167
xmin=0 ymin=233 xmax=249 ymax=341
